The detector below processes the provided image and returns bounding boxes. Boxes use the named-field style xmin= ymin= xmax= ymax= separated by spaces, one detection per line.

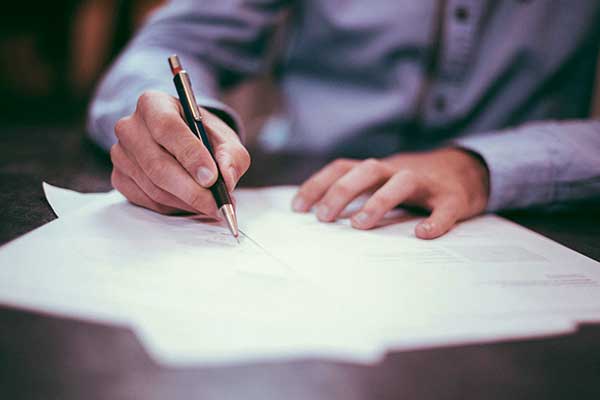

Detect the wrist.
xmin=442 ymin=147 xmax=490 ymax=212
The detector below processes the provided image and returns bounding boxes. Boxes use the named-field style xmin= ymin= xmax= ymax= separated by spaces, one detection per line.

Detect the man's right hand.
xmin=110 ymin=91 xmax=250 ymax=216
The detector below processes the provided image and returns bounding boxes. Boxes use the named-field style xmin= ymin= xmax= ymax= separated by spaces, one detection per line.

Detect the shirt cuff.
xmin=452 ymin=129 xmax=555 ymax=212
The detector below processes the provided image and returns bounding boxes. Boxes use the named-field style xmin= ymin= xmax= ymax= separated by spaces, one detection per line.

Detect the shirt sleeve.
xmin=87 ymin=0 xmax=288 ymax=151
xmin=453 ymin=119 xmax=600 ymax=211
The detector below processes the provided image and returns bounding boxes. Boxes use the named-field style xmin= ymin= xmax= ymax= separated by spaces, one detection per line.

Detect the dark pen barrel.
xmin=173 ymin=73 xmax=232 ymax=207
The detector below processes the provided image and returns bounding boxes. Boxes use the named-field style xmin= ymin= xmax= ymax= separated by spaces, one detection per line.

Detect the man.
xmin=88 ymin=1 xmax=600 ymax=239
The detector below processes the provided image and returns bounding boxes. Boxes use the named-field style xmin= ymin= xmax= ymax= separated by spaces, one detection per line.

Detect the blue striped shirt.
xmin=88 ymin=0 xmax=600 ymax=211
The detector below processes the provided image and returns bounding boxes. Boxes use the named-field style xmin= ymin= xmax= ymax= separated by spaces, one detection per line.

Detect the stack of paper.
xmin=0 ymin=183 xmax=598 ymax=366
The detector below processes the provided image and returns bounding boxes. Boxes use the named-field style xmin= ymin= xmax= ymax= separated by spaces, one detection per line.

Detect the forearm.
xmin=87 ymin=45 xmax=239 ymax=150
xmin=454 ymin=119 xmax=600 ymax=211
xmin=87 ymin=0 xmax=287 ymax=150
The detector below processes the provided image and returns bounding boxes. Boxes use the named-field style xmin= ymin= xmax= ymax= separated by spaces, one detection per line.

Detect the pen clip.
xmin=179 ymin=72 xmax=202 ymax=121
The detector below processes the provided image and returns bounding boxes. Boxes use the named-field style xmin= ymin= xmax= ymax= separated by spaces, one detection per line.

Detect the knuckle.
xmin=109 ymin=144 xmax=128 ymax=169
xmin=362 ymin=158 xmax=389 ymax=176
xmin=136 ymin=91 xmax=156 ymax=113
xmin=394 ymin=169 xmax=417 ymax=184
xmin=331 ymin=158 xmax=352 ymax=172
xmin=330 ymin=182 xmax=353 ymax=199
xmin=110 ymin=150 xmax=124 ymax=173
xmin=362 ymin=158 xmax=380 ymax=170
xmin=114 ymin=117 xmax=131 ymax=141
xmin=330 ymin=159 xmax=344 ymax=170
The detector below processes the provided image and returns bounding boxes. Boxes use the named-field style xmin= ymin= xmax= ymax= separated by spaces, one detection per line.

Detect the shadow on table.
xmin=1 ymin=307 xmax=600 ymax=400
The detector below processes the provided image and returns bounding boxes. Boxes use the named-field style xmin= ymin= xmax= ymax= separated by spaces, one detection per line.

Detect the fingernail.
xmin=292 ymin=196 xmax=306 ymax=212
xmin=196 ymin=167 xmax=215 ymax=187
xmin=419 ymin=222 xmax=432 ymax=233
xmin=316 ymin=204 xmax=332 ymax=221
xmin=352 ymin=211 xmax=370 ymax=227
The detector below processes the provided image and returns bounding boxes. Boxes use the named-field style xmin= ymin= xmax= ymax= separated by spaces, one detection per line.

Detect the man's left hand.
xmin=292 ymin=148 xmax=490 ymax=239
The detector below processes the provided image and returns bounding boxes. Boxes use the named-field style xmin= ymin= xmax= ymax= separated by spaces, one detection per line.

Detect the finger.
xmin=315 ymin=158 xmax=391 ymax=222
xmin=136 ymin=91 xmax=219 ymax=188
xmin=110 ymin=143 xmax=197 ymax=213
xmin=115 ymin=115 xmax=218 ymax=216
xmin=292 ymin=159 xmax=355 ymax=212
xmin=415 ymin=199 xmax=461 ymax=239
xmin=206 ymin=121 xmax=251 ymax=191
xmin=351 ymin=170 xmax=419 ymax=230
xmin=111 ymin=168 xmax=178 ymax=215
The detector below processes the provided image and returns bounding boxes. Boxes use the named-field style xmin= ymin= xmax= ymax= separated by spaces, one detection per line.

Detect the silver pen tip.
xmin=220 ymin=204 xmax=239 ymax=240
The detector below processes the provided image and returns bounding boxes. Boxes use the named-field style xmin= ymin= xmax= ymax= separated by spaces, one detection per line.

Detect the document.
xmin=0 ymin=183 xmax=598 ymax=366
xmin=43 ymin=182 xmax=123 ymax=217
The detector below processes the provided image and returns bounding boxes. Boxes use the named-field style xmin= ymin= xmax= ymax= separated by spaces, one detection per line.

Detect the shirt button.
xmin=454 ymin=6 xmax=470 ymax=23
xmin=434 ymin=95 xmax=447 ymax=112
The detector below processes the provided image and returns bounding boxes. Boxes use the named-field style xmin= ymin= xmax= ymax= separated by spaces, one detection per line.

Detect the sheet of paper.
xmin=42 ymin=182 xmax=123 ymax=217
xmin=43 ymin=184 xmax=600 ymax=339
xmin=236 ymin=188 xmax=600 ymax=319
xmin=0 ymin=184 xmax=598 ymax=367
xmin=4 ymin=185 xmax=387 ymax=365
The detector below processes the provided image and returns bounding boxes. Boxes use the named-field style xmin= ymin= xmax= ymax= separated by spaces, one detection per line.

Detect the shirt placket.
xmin=425 ymin=0 xmax=483 ymax=126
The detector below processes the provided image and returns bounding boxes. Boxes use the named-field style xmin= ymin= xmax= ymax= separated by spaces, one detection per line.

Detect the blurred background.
xmin=0 ymin=0 xmax=279 ymax=145
xmin=1 ymin=0 xmax=158 ymax=122
xmin=3 ymin=1 xmax=600 ymax=143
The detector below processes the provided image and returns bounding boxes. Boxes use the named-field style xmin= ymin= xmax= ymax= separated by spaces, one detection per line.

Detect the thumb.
xmin=201 ymin=109 xmax=251 ymax=192
xmin=214 ymin=144 xmax=251 ymax=192
xmin=415 ymin=200 xmax=460 ymax=240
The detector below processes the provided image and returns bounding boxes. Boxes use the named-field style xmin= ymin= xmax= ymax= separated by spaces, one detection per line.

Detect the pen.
xmin=168 ymin=55 xmax=239 ymax=240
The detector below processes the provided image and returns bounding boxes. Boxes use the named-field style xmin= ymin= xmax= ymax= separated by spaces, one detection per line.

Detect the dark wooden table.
xmin=1 ymin=124 xmax=600 ymax=400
